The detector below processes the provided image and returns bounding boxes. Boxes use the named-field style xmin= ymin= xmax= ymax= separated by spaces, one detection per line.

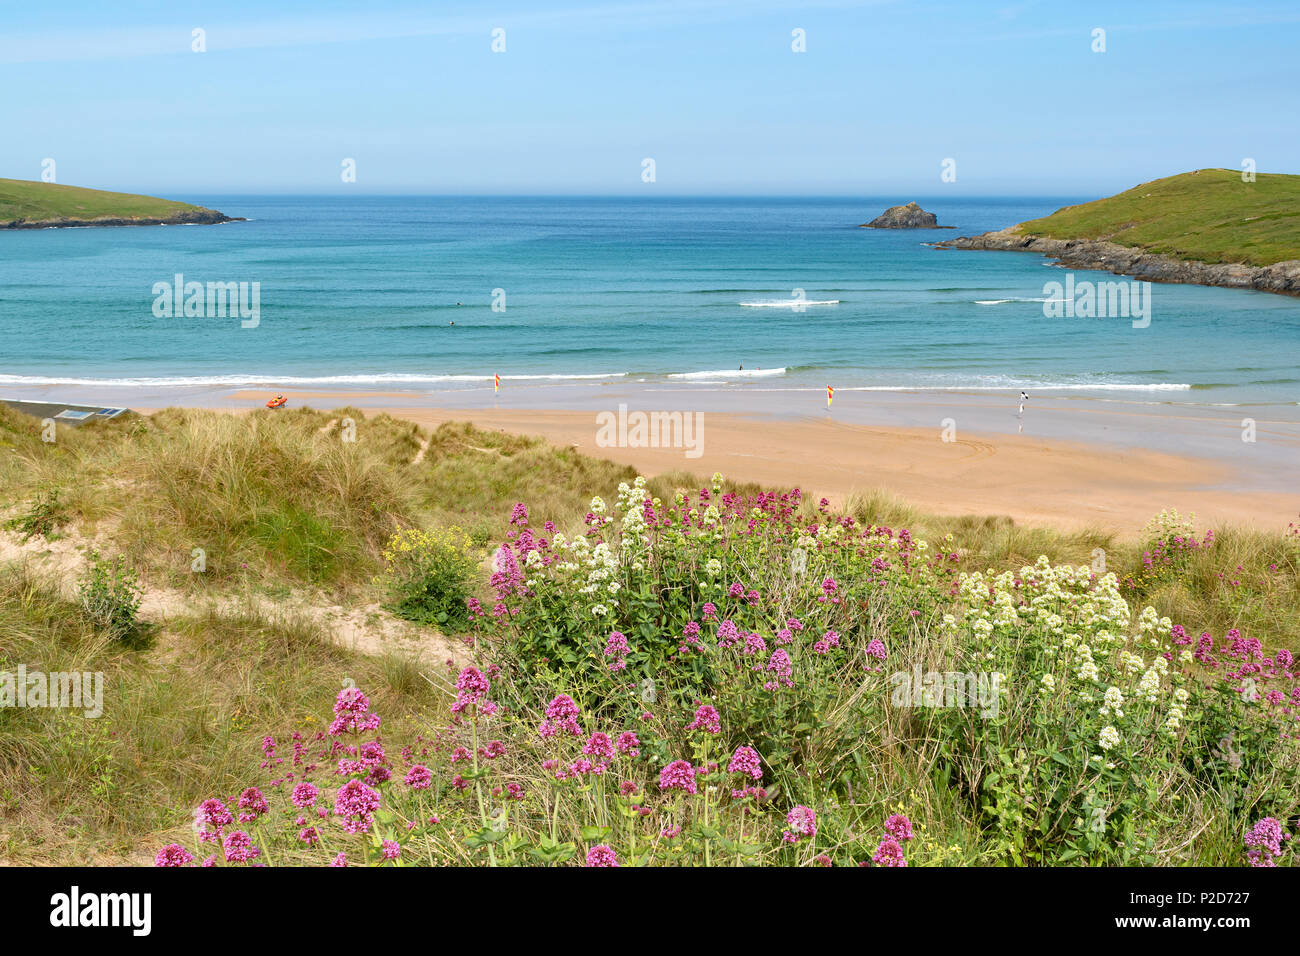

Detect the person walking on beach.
xmin=1018 ymin=391 xmax=1028 ymax=432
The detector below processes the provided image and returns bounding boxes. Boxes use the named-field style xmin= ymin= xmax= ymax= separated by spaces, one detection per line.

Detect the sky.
xmin=2 ymin=0 xmax=1298 ymax=196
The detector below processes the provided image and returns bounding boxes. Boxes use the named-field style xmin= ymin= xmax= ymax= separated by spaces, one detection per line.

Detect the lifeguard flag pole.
xmin=826 ymin=385 xmax=833 ymax=409
xmin=495 ymin=373 xmax=500 ymax=394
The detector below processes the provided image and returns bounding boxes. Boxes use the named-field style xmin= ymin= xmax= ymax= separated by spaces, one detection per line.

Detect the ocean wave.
xmin=974 ymin=297 xmax=1054 ymax=305
xmin=738 ymin=300 xmax=840 ymax=308
xmin=796 ymin=383 xmax=1195 ymax=392
xmin=666 ymin=367 xmax=787 ymax=380
xmin=0 ymin=372 xmax=629 ymax=388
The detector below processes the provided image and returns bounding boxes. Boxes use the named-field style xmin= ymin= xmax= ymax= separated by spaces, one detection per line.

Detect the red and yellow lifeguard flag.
xmin=495 ymin=373 xmax=500 ymax=394
xmin=826 ymin=385 xmax=834 ymax=408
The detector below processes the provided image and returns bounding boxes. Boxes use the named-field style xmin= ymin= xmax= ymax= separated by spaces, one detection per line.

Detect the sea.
xmin=2 ymin=196 xmax=1298 ymax=412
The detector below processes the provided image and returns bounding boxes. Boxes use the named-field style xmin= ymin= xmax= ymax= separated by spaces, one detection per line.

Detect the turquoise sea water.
xmin=2 ymin=196 xmax=1298 ymax=407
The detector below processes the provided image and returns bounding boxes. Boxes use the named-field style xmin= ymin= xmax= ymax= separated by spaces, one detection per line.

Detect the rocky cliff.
xmin=934 ymin=227 xmax=1300 ymax=297
xmin=1 ymin=207 xmax=244 ymax=229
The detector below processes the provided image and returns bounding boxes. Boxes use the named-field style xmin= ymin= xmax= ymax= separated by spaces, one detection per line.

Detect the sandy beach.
xmin=205 ymin=389 xmax=1299 ymax=536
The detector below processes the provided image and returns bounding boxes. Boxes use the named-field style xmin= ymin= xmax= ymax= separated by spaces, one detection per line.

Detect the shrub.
xmin=77 ymin=551 xmax=144 ymax=644
xmin=4 ymin=486 xmax=68 ymax=540
xmin=376 ymin=526 xmax=477 ymax=629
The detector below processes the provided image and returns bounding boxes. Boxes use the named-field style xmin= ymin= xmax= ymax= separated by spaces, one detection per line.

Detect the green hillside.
xmin=0 ymin=178 xmax=223 ymax=225
xmin=1015 ymin=168 xmax=1300 ymax=267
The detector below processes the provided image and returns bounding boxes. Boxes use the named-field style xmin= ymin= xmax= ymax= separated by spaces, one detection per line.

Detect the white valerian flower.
xmin=591 ymin=604 xmax=608 ymax=617
xmin=1100 ymin=686 xmax=1124 ymax=719
xmin=705 ymin=558 xmax=722 ymax=577
xmin=589 ymin=496 xmax=606 ymax=515
xmin=1099 ymin=725 xmax=1120 ymax=751
xmin=1040 ymin=673 xmax=1056 ymax=693
xmin=1137 ymin=665 xmax=1162 ymax=702
xmin=1163 ymin=704 xmax=1185 ymax=733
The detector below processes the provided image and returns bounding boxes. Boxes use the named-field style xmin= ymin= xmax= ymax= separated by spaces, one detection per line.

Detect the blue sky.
xmin=3 ymin=0 xmax=1298 ymax=196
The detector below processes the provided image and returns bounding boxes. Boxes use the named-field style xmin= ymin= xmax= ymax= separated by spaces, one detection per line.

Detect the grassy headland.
xmin=0 ymin=178 xmax=239 ymax=228
xmin=1 ymin=404 xmax=1297 ymax=865
xmin=1015 ymin=168 xmax=1300 ymax=267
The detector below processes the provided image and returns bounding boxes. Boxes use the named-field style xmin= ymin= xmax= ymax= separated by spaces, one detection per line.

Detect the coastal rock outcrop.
xmin=934 ymin=227 xmax=1300 ymax=298
xmin=1 ymin=208 xmax=245 ymax=229
xmin=860 ymin=201 xmax=938 ymax=229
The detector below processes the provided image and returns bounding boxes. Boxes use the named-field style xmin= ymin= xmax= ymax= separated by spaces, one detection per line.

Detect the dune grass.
xmin=0 ymin=566 xmax=446 ymax=864
xmin=1015 ymin=168 xmax=1300 ymax=267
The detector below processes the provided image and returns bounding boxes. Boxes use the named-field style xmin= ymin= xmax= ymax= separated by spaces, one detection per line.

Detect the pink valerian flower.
xmin=154 ymin=844 xmax=194 ymax=867
xmin=452 ymin=667 xmax=492 ymax=714
xmin=764 ymin=649 xmax=794 ymax=690
xmin=786 ymin=617 xmax=804 ymax=631
xmin=509 ymin=502 xmax=529 ymax=526
xmin=222 ymin=830 xmax=260 ymax=864
xmin=679 ymin=621 xmax=704 ymax=654
xmin=884 ymin=814 xmax=914 ymax=841
xmin=865 ymin=639 xmax=887 ymax=660
xmin=566 ymin=757 xmax=606 ymax=778
xmin=330 ymin=852 xmax=348 ymax=867
xmin=604 ymin=631 xmax=630 ymax=671
xmin=814 ymin=854 xmax=833 ymax=867
xmin=659 ymin=760 xmax=698 ymax=795
xmin=686 ymin=704 xmax=722 ymax=734
xmin=782 ymin=805 xmax=817 ymax=842
xmin=299 ymin=826 xmax=321 ymax=845
xmin=333 ymin=779 xmax=382 ymax=834
xmin=451 ymin=747 xmax=472 ymax=763
xmin=481 ymin=740 xmax=507 ymax=760
xmin=774 ymin=628 xmax=794 ymax=646
xmin=727 ymin=745 xmax=762 ymax=781
xmin=583 ymin=732 xmax=617 ymax=759
xmin=661 ymin=825 xmax=682 ymax=838
xmin=814 ymin=630 xmax=841 ymax=655
xmin=237 ymin=786 xmax=269 ymax=822
xmin=701 ymin=602 xmax=717 ymax=619
xmin=871 ymin=837 xmax=907 ymax=867
xmin=586 ymin=844 xmax=619 ymax=867
xmin=716 ymin=619 xmax=741 ymax=649
xmin=743 ymin=631 xmax=768 ymax=657
xmin=381 ymin=840 xmax=401 ymax=861
xmin=291 ymin=782 xmax=319 ymax=808
xmin=194 ymin=798 xmax=234 ymax=844
xmin=538 ymin=694 xmax=583 ymax=738
xmin=616 ymin=731 xmax=641 ymax=757
xmin=490 ymin=545 xmax=525 ymax=601
xmin=405 ymin=764 xmax=433 ymax=790
xmin=727 ymin=582 xmax=745 ymax=598
xmin=1245 ymin=817 xmax=1288 ymax=867
xmin=329 ymin=687 xmax=381 ymax=736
